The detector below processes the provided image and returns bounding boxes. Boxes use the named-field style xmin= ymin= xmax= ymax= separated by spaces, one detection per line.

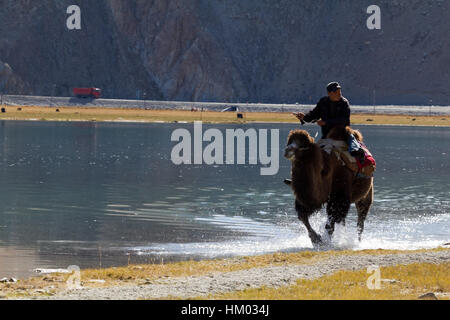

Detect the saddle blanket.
xmin=318 ymin=139 xmax=376 ymax=178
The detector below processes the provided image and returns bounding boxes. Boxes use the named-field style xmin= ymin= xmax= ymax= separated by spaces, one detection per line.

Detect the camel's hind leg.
xmin=295 ymin=201 xmax=322 ymax=245
xmin=356 ymin=185 xmax=374 ymax=241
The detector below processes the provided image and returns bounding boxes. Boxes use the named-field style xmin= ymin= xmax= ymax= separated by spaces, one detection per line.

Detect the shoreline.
xmin=0 ymin=105 xmax=449 ymax=127
xmin=2 ymin=118 xmax=449 ymax=128
xmin=1 ymin=247 xmax=449 ymax=300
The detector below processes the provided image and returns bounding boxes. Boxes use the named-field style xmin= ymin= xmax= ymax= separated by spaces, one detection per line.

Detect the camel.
xmin=284 ymin=126 xmax=374 ymax=245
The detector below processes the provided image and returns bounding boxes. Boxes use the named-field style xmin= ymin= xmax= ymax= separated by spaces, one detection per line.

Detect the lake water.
xmin=0 ymin=121 xmax=449 ymax=278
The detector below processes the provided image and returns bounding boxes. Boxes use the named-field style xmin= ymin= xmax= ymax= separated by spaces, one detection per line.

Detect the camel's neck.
xmin=291 ymin=145 xmax=325 ymax=208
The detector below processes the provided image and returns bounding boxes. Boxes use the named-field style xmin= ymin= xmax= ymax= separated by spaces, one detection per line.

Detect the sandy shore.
xmin=44 ymin=249 xmax=450 ymax=300
xmin=2 ymin=248 xmax=448 ymax=300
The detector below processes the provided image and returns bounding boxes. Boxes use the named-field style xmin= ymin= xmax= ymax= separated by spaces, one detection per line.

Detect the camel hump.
xmin=321 ymin=126 xmax=375 ymax=178
xmin=350 ymin=128 xmax=364 ymax=142
xmin=327 ymin=125 xmax=364 ymax=142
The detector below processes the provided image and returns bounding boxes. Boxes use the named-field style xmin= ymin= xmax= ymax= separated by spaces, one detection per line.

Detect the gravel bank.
xmin=42 ymin=250 xmax=449 ymax=300
xmin=3 ymin=95 xmax=450 ymax=116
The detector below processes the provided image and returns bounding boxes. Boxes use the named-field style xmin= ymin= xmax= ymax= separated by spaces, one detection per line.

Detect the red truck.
xmin=73 ymin=87 xmax=102 ymax=99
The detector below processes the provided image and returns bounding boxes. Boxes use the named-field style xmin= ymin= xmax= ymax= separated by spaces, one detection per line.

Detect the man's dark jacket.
xmin=303 ymin=96 xmax=351 ymax=138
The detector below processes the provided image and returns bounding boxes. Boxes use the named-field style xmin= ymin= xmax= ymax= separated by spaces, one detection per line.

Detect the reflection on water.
xmin=0 ymin=121 xmax=449 ymax=278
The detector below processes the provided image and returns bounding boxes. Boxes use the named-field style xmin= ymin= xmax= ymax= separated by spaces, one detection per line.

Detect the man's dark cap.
xmin=327 ymin=82 xmax=342 ymax=92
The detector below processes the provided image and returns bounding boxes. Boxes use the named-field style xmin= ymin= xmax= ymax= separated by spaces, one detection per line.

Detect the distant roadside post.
xmin=52 ymin=84 xmax=56 ymax=108
xmin=0 ymin=91 xmax=5 ymax=113
xmin=373 ymin=89 xmax=376 ymax=114
xmin=143 ymin=91 xmax=147 ymax=109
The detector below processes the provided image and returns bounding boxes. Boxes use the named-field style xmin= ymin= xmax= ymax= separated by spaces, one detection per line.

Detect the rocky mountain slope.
xmin=0 ymin=0 xmax=448 ymax=105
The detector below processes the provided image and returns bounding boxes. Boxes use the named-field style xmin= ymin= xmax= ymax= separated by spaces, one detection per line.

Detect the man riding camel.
xmin=293 ymin=82 xmax=365 ymax=162
xmin=284 ymin=82 xmax=368 ymax=185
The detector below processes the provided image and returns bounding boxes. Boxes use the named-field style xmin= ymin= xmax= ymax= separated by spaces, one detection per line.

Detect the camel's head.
xmin=284 ymin=130 xmax=315 ymax=161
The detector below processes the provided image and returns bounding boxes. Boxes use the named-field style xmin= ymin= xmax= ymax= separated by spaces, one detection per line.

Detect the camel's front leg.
xmin=295 ymin=200 xmax=322 ymax=245
xmin=326 ymin=193 xmax=351 ymax=239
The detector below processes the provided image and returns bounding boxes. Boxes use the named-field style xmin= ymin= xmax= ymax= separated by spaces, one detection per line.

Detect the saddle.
xmin=318 ymin=139 xmax=376 ymax=178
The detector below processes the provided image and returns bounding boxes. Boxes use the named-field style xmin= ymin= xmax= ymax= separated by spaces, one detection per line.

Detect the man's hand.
xmin=293 ymin=112 xmax=305 ymax=121
xmin=317 ymin=120 xmax=326 ymax=127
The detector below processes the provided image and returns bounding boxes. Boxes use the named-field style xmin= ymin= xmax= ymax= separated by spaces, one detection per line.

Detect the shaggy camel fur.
xmin=284 ymin=126 xmax=374 ymax=245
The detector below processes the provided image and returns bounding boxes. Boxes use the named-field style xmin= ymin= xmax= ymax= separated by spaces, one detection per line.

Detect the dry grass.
xmin=0 ymin=251 xmax=324 ymax=298
xmin=1 ymin=248 xmax=447 ymax=299
xmin=74 ymin=248 xmax=448 ymax=285
xmin=79 ymin=251 xmax=322 ymax=284
xmin=202 ymin=262 xmax=450 ymax=300
xmin=352 ymin=113 xmax=448 ymax=127
xmin=0 ymin=106 xmax=448 ymax=126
